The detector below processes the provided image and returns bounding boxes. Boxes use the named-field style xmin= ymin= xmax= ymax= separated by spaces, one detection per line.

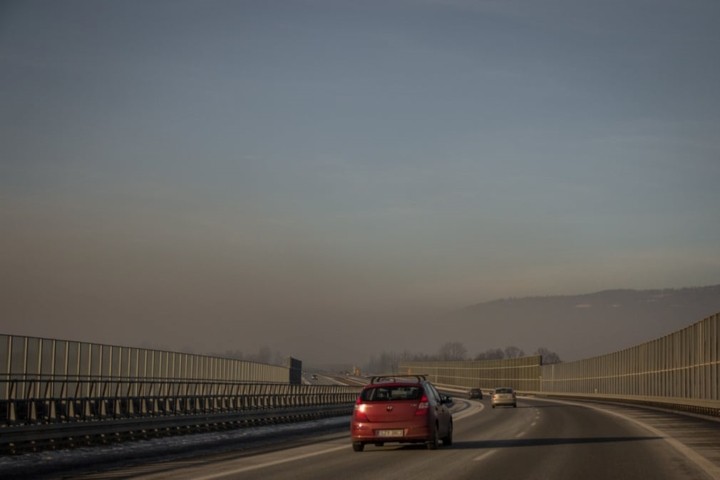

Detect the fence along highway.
xmin=1 ymin=312 xmax=719 ymax=478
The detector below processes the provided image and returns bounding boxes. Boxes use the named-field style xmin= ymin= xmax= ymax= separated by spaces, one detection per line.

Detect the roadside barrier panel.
xmin=0 ymin=335 xmax=361 ymax=431
xmin=399 ymin=313 xmax=720 ymax=417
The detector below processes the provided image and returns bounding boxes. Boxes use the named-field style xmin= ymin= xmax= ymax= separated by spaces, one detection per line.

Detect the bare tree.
xmin=365 ymin=351 xmax=401 ymax=374
xmin=225 ymin=349 xmax=245 ymax=360
xmin=438 ymin=342 xmax=467 ymax=361
xmin=273 ymin=351 xmax=287 ymax=366
xmin=535 ymin=347 xmax=561 ymax=364
xmin=474 ymin=348 xmax=505 ymax=360
xmin=504 ymin=346 xmax=525 ymax=359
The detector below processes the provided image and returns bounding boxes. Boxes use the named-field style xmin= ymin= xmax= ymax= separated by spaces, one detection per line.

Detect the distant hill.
xmin=443 ymin=285 xmax=720 ymax=362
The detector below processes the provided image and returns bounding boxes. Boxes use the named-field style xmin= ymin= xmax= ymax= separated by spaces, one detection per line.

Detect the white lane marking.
xmin=453 ymin=400 xmax=485 ymax=421
xmin=531 ymin=422 xmax=537 ymax=427
xmin=532 ymin=397 xmax=720 ymax=480
xmin=473 ymin=449 xmax=497 ymax=462
xmin=515 ymin=431 xmax=526 ymax=438
xmin=193 ymin=444 xmax=349 ymax=480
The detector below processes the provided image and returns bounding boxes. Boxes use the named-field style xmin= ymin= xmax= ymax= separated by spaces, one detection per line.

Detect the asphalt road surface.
xmin=32 ymin=396 xmax=720 ymax=479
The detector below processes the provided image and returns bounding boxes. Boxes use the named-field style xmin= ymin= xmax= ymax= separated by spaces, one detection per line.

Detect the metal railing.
xmin=2 ymin=377 xmax=359 ymax=425
xmin=0 ymin=335 xmax=360 ymax=427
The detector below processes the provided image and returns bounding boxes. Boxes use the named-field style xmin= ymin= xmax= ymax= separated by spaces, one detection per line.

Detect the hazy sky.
xmin=2 ymin=0 xmax=719 ymax=363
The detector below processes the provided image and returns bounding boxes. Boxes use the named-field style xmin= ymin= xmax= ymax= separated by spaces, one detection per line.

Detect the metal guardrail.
xmin=1 ymin=378 xmax=359 ymax=424
xmin=0 ymin=334 xmax=362 ymax=452
xmin=0 ymin=378 xmax=361 ymax=452
xmin=0 ymin=401 xmax=356 ymax=453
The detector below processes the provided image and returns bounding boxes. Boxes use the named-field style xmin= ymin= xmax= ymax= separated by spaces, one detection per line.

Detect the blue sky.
xmin=1 ymin=0 xmax=719 ymax=361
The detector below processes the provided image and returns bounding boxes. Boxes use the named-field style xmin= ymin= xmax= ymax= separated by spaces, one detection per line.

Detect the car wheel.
xmin=492 ymin=404 xmax=495 ymax=408
xmin=352 ymin=442 xmax=365 ymax=452
xmin=442 ymin=422 xmax=453 ymax=446
xmin=427 ymin=426 xmax=440 ymax=450
xmin=513 ymin=403 xmax=517 ymax=408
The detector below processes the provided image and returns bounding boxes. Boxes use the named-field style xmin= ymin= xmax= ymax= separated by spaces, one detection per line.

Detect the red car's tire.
xmin=442 ymin=422 xmax=453 ymax=446
xmin=427 ymin=426 xmax=440 ymax=450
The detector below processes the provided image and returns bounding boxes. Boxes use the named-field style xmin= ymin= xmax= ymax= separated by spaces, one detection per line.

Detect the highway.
xmin=58 ymin=395 xmax=720 ymax=480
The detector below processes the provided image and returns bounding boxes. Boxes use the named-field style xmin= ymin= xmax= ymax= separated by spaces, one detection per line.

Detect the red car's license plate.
xmin=377 ymin=429 xmax=404 ymax=437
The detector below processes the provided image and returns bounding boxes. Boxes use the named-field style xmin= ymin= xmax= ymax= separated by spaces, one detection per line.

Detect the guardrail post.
xmin=28 ymin=400 xmax=37 ymax=423
xmin=8 ymin=399 xmax=16 ymax=423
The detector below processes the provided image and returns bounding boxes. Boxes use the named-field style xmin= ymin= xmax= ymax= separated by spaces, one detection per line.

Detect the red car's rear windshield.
xmin=360 ymin=386 xmax=423 ymax=401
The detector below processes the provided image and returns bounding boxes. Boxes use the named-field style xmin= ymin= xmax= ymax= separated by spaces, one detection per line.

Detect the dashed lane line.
xmin=473 ymin=449 xmax=498 ymax=462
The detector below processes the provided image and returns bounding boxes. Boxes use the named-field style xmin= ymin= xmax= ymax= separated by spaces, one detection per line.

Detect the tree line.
xmin=207 ymin=345 xmax=288 ymax=366
xmin=364 ymin=342 xmax=561 ymax=374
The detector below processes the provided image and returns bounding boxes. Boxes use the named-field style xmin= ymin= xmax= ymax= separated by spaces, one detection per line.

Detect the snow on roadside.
xmin=1 ymin=416 xmax=351 ymax=476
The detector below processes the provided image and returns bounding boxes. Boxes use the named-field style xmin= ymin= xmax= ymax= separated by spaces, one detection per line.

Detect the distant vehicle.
xmin=311 ymin=374 xmax=318 ymax=380
xmin=491 ymin=387 xmax=517 ymax=408
xmin=468 ymin=388 xmax=483 ymax=399
xmin=350 ymin=374 xmax=453 ymax=451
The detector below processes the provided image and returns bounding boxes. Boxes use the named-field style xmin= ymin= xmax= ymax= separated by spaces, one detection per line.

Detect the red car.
xmin=350 ymin=374 xmax=453 ymax=451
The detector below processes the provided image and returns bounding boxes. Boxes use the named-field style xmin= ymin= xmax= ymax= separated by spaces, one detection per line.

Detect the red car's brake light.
xmin=353 ymin=397 xmax=369 ymax=422
xmin=415 ymin=394 xmax=429 ymax=416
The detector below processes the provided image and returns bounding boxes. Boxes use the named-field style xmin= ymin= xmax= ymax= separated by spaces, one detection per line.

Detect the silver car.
xmin=491 ymin=387 xmax=517 ymax=408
